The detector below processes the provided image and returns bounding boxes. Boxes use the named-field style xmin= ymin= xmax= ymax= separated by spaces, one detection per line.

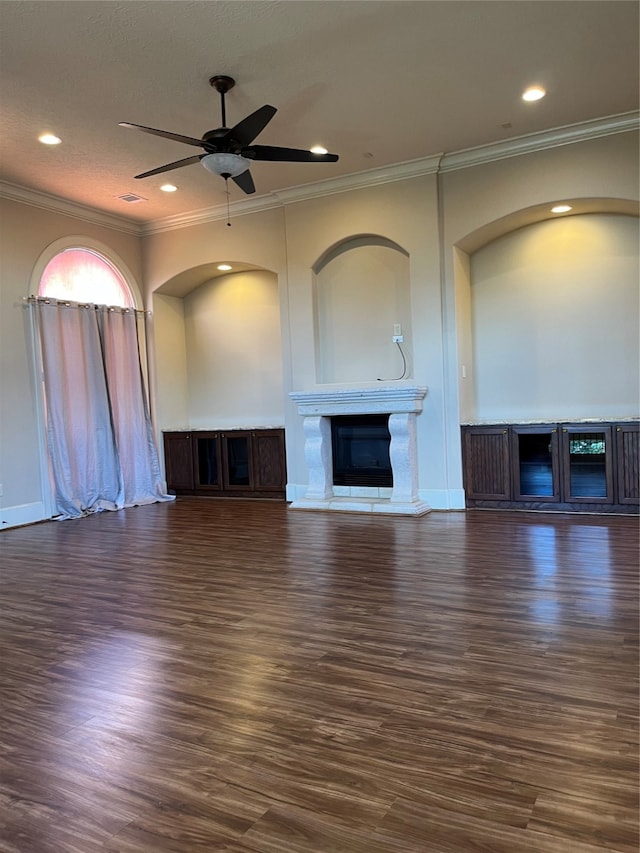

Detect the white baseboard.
xmin=0 ymin=502 xmax=49 ymax=531
xmin=420 ymin=489 xmax=466 ymax=510
xmin=286 ymin=484 xmax=465 ymax=511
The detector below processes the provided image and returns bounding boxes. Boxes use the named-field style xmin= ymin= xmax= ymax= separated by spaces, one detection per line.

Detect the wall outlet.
xmin=393 ymin=323 xmax=402 ymax=336
xmin=392 ymin=335 xmax=404 ymax=343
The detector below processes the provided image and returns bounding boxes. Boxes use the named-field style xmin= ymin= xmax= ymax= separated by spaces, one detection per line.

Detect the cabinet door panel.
xmin=462 ymin=428 xmax=511 ymax=501
xmin=163 ymin=432 xmax=194 ymax=491
xmin=252 ymin=430 xmax=286 ymax=491
xmin=616 ymin=424 xmax=640 ymax=505
xmin=561 ymin=425 xmax=613 ymax=503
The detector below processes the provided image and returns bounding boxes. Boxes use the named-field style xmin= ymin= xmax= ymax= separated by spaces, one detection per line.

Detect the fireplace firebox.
xmin=331 ymin=415 xmax=392 ymax=487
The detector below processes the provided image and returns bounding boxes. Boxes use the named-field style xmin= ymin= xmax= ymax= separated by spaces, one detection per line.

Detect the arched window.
xmin=38 ymin=248 xmax=134 ymax=308
xmin=31 ymin=244 xmax=171 ymax=520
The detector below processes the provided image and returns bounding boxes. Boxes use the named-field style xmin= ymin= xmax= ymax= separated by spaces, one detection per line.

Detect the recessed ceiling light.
xmin=310 ymin=145 xmax=328 ymax=155
xmin=522 ymin=86 xmax=546 ymax=102
xmin=551 ymin=204 xmax=572 ymax=214
xmin=160 ymin=183 xmax=178 ymax=193
xmin=38 ymin=133 xmax=61 ymax=145
xmin=217 ymin=264 xmax=232 ymax=271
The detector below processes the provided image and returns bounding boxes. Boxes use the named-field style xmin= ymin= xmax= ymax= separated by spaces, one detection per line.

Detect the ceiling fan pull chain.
xmin=225 ymin=179 xmax=231 ymax=226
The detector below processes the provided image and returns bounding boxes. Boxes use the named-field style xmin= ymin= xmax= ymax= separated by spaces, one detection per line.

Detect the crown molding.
xmin=2 ymin=111 xmax=637 ymax=237
xmin=439 ymin=110 xmax=639 ymax=173
xmin=140 ymin=193 xmax=284 ymax=235
xmin=144 ymin=111 xmax=637 ymax=234
xmin=0 ymin=181 xmax=141 ymax=235
xmin=273 ymin=153 xmax=444 ymax=205
xmin=140 ymin=154 xmax=445 ymax=235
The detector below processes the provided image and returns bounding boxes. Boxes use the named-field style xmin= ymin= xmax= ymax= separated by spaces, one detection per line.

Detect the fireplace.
xmin=289 ymin=384 xmax=430 ymax=515
xmin=331 ymin=415 xmax=392 ymax=487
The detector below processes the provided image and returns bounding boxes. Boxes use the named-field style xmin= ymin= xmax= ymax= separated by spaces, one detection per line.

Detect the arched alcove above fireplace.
xmin=312 ymin=236 xmax=412 ymax=385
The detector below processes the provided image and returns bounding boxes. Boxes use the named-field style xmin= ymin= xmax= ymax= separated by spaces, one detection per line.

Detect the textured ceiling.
xmin=0 ymin=1 xmax=638 ymax=223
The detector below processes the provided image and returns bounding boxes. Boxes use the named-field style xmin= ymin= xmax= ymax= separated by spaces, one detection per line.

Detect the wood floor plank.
xmin=0 ymin=500 xmax=637 ymax=852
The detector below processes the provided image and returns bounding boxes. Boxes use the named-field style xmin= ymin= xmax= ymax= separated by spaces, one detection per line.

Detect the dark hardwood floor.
xmin=0 ymin=500 xmax=638 ymax=852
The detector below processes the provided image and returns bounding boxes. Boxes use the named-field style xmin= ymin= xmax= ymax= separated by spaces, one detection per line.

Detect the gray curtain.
xmin=34 ymin=300 xmax=173 ymax=519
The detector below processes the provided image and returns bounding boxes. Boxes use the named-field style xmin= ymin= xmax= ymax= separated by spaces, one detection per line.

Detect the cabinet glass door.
xmin=223 ymin=434 xmax=252 ymax=488
xmin=513 ymin=427 xmax=559 ymax=501
xmin=195 ymin=435 xmax=221 ymax=489
xmin=561 ymin=426 xmax=613 ymax=503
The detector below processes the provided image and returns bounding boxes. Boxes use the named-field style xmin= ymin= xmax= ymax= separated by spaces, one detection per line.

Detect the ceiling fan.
xmin=120 ymin=75 xmax=339 ymax=195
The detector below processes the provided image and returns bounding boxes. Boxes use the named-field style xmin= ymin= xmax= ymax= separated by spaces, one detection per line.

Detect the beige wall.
xmin=1 ymin=128 xmax=638 ymax=525
xmin=151 ymin=294 xmax=189 ymax=430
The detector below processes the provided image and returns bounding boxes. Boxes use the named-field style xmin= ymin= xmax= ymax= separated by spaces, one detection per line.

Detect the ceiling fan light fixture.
xmin=201 ymin=152 xmax=250 ymax=178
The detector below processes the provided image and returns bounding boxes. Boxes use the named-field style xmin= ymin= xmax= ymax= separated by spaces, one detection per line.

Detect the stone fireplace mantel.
xmin=289 ymin=384 xmax=430 ymax=516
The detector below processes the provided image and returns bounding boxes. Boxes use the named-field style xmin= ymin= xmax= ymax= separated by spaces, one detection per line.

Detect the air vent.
xmin=116 ymin=193 xmax=146 ymax=204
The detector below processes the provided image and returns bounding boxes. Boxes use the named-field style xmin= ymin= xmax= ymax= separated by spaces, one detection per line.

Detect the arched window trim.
xmin=29 ymin=236 xmax=143 ymax=309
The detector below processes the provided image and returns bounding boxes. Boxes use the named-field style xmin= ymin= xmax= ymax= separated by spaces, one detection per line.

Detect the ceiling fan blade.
xmin=119 ymin=122 xmax=204 ymax=148
xmin=134 ymin=155 xmax=203 ymax=179
xmin=243 ymin=145 xmax=339 ymax=163
xmin=228 ymin=106 xmax=277 ymax=146
xmin=231 ymin=169 xmax=256 ymax=195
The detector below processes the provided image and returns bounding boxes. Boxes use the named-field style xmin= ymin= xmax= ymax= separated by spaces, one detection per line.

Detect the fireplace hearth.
xmin=289 ymin=384 xmax=430 ymax=515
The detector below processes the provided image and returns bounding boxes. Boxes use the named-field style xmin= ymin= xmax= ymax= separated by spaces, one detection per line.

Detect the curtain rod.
xmin=24 ymin=296 xmax=150 ymax=316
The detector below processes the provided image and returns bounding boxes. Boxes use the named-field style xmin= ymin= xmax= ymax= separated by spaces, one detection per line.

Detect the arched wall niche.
xmin=312 ymin=234 xmax=413 ymax=385
xmin=456 ymin=197 xmax=639 ymax=255
xmin=152 ymin=262 xmax=285 ymax=433
xmin=452 ymin=202 xmax=639 ymax=424
xmin=155 ymin=261 xmax=267 ymax=298
xmin=313 ymin=234 xmax=410 ymax=274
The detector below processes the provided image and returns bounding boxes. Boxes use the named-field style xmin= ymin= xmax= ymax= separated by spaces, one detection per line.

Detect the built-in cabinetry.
xmin=462 ymin=421 xmax=638 ymax=513
xmin=163 ymin=429 xmax=286 ymax=500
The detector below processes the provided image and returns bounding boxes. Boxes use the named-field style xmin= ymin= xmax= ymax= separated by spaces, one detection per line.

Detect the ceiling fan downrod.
xmin=209 ymin=75 xmax=235 ymax=129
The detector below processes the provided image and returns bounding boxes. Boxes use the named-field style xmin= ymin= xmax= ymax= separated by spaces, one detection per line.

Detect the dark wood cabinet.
xmin=252 ymin=430 xmax=288 ymax=492
xmin=616 ymin=423 xmax=640 ymax=505
xmin=221 ymin=432 xmax=253 ymax=491
xmin=511 ymin=425 xmax=560 ymax=502
xmin=163 ymin=428 xmax=286 ymax=500
xmin=163 ymin=431 xmax=195 ymax=491
xmin=462 ymin=426 xmax=511 ymax=500
xmin=560 ymin=424 xmax=613 ymax=504
xmin=193 ymin=432 xmax=222 ymax=492
xmin=462 ymin=421 xmax=638 ymax=514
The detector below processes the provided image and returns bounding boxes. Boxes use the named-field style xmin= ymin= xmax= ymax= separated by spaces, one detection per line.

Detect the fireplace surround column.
xmin=303 ymin=415 xmax=332 ymax=500
xmin=389 ymin=412 xmax=419 ymax=504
